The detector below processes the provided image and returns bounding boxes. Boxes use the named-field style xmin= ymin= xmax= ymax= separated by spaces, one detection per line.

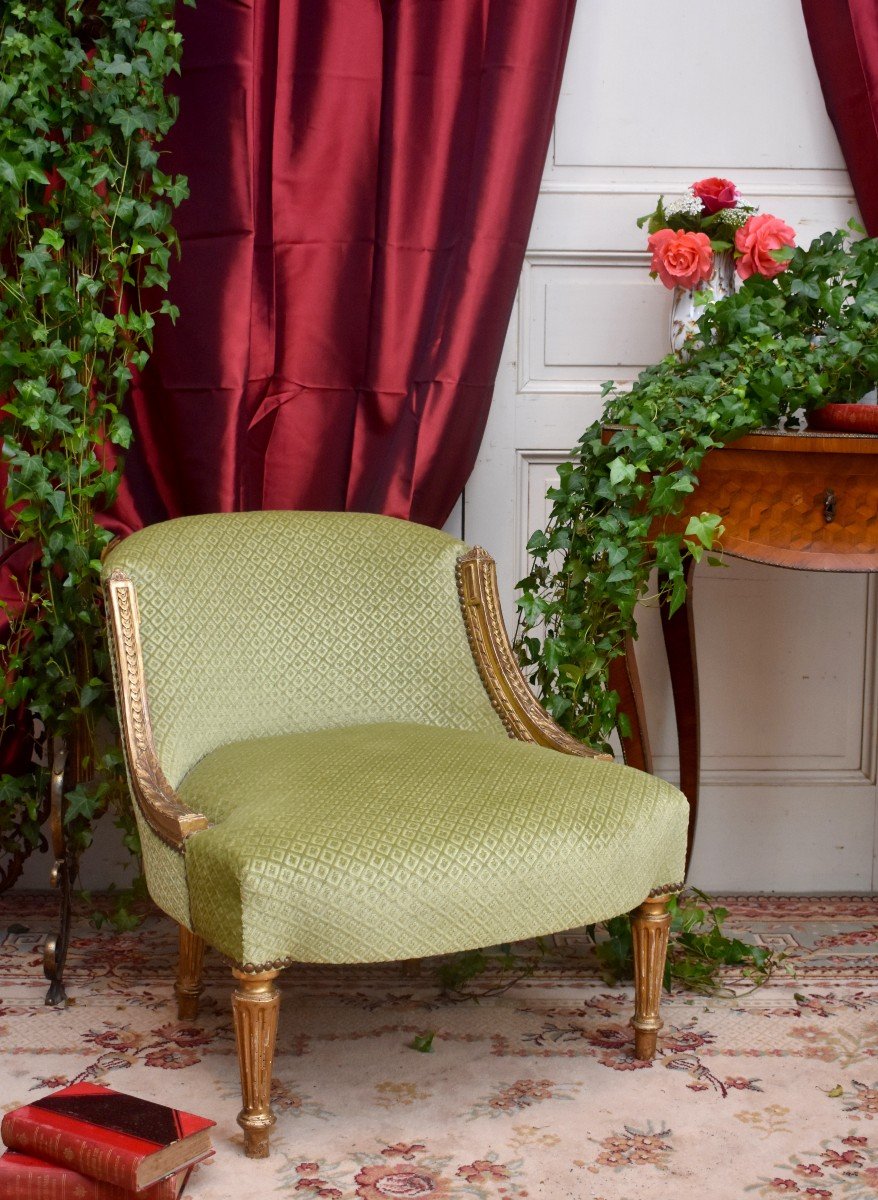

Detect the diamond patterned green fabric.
xmin=103 ymin=511 xmax=688 ymax=968
xmin=134 ymin=808 xmax=193 ymax=932
xmin=103 ymin=512 xmax=506 ymax=789
xmin=178 ymin=723 xmax=688 ymax=966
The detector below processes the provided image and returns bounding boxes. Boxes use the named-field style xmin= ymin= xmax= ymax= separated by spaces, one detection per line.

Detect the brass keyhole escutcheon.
xmin=823 ymin=488 xmax=837 ymax=523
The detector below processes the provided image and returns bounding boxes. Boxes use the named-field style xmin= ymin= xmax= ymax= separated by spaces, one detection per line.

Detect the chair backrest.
xmin=103 ymin=511 xmax=505 ymax=787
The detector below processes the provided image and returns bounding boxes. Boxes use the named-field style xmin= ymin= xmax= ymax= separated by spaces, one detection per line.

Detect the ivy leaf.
xmin=0 ymin=158 xmax=48 ymax=188
xmin=46 ymin=489 xmax=66 ymax=519
xmin=62 ymin=783 xmax=105 ymax=825
xmin=79 ymin=680 xmax=103 ymax=708
xmin=516 ymin=593 xmax=547 ymax=625
xmin=110 ymin=110 xmax=143 ymax=138
xmin=791 ymin=277 xmax=820 ymax=299
xmin=19 ymin=245 xmax=51 ymax=272
xmin=408 ymin=1032 xmax=436 ymax=1053
xmin=608 ymin=457 xmax=637 ymax=486
xmin=95 ymin=54 xmax=133 ymax=77
xmin=684 ymin=512 xmax=723 ymax=549
xmin=769 ymin=245 xmax=796 ymax=264
xmin=38 ymin=228 xmax=64 ymax=251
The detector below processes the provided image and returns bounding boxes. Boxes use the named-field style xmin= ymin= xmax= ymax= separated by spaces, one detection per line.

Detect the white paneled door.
xmin=464 ymin=0 xmax=877 ymax=891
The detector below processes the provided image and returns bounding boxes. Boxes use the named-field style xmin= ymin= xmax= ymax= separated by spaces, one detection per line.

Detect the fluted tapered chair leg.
xmin=630 ymin=895 xmax=673 ymax=1060
xmin=175 ymin=926 xmax=206 ymax=1020
xmin=232 ymin=969 xmax=281 ymax=1158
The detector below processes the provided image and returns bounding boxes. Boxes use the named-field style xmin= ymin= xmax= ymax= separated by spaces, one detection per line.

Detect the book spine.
xmin=0 ymin=1166 xmax=129 ymax=1199
xmin=0 ymin=1115 xmax=139 ymax=1192
xmin=0 ymin=1159 xmax=179 ymax=1200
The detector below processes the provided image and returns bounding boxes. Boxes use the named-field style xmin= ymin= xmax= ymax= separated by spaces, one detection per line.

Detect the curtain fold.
xmin=114 ymin=0 xmax=577 ymax=531
xmin=802 ymin=0 xmax=878 ymax=236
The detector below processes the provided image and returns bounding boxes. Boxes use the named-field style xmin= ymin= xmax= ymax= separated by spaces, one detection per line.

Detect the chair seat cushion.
xmin=178 ymin=723 xmax=688 ymax=967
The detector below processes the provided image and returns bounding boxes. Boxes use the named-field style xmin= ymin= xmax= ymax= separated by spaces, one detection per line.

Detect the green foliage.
xmin=0 ymin=2 xmax=189 ymax=890
xmin=434 ymin=895 xmax=778 ymax=1007
xmin=588 ymin=890 xmax=779 ymax=996
xmin=637 ymin=189 xmax=756 ymax=247
xmin=408 ymin=1031 xmax=436 ymax=1053
xmin=516 ymin=226 xmax=878 ymax=750
xmin=81 ymin=872 xmax=148 ymax=931
xmin=437 ymin=939 xmax=548 ymax=1001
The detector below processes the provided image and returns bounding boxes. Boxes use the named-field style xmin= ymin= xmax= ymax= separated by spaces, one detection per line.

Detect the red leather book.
xmin=0 ymin=1152 xmax=195 ymax=1199
xmin=0 ymin=1084 xmax=214 ymax=1192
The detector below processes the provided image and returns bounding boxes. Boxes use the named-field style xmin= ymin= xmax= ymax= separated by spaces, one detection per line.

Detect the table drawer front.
xmin=679 ymin=451 xmax=878 ymax=570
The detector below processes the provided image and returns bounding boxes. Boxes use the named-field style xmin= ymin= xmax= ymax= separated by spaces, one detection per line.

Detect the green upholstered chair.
xmin=102 ymin=511 xmax=688 ymax=1158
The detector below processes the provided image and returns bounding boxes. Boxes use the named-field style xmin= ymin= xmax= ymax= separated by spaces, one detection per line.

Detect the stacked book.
xmin=0 ymin=1083 xmax=215 ymax=1199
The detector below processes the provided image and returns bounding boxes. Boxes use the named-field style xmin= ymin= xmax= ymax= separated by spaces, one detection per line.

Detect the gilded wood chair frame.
xmin=103 ymin=550 xmax=677 ymax=1159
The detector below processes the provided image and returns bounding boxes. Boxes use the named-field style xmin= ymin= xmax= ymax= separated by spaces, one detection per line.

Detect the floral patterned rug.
xmin=2 ymin=894 xmax=878 ymax=1199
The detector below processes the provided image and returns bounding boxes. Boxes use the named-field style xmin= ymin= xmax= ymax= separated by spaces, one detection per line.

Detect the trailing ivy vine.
xmin=516 ymin=226 xmax=878 ymax=751
xmin=0 ymin=1 xmax=189 ymax=895
xmin=587 ymin=890 xmax=778 ymax=997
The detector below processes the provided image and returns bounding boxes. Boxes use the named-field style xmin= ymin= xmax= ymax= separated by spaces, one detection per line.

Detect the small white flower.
xmin=664 ymin=189 xmax=703 ymax=218
xmin=717 ymin=205 xmax=751 ymax=229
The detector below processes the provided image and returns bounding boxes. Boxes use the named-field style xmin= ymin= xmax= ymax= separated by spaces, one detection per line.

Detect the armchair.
xmin=102 ymin=511 xmax=687 ymax=1158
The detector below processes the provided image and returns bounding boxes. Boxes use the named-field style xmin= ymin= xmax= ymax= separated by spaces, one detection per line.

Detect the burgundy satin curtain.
xmin=802 ymin=0 xmax=878 ymax=236
xmin=115 ymin=0 xmax=576 ymax=530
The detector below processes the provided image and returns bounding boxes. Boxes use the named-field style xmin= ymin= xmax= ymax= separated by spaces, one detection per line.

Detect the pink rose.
xmin=735 ymin=214 xmax=796 ymax=280
xmin=648 ymin=228 xmax=714 ymax=291
xmin=692 ymin=176 xmax=739 ymax=213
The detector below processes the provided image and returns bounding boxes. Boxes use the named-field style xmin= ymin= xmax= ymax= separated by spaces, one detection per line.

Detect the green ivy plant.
xmin=437 ymin=939 xmax=549 ymax=1001
xmin=0 ymin=1 xmax=190 ymax=895
xmin=588 ymin=890 xmax=778 ymax=997
xmin=436 ymin=892 xmax=780 ymax=1003
xmin=516 ymin=225 xmax=878 ymax=751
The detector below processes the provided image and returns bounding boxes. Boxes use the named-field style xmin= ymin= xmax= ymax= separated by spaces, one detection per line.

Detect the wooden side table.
xmin=610 ymin=429 xmax=878 ymax=869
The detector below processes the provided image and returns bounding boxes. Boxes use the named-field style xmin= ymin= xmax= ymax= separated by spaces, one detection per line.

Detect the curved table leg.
xmin=608 ymin=632 xmax=653 ymax=775
xmin=659 ymin=558 xmax=700 ymax=871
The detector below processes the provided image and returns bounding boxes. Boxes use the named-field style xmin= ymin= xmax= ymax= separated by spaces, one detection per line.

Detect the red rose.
xmin=692 ymin=176 xmax=739 ymax=213
xmin=647 ymin=228 xmax=714 ymax=291
xmin=735 ymin=214 xmax=796 ymax=280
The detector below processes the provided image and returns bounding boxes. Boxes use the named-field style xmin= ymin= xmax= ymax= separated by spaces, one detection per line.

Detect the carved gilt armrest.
xmin=456 ymin=548 xmax=611 ymax=760
xmin=104 ymin=570 xmax=210 ymax=852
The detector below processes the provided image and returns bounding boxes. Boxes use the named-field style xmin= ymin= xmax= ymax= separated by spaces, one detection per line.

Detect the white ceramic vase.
xmin=669 ymin=250 xmax=736 ymax=356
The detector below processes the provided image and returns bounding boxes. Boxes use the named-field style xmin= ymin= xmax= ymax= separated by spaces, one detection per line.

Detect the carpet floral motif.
xmin=2 ymin=894 xmax=878 ymax=1198
xmin=276 ymin=1144 xmax=529 ymax=1199
xmin=746 ymin=1132 xmax=878 ymax=1196
xmin=589 ymin=1122 xmax=674 ymax=1172
xmin=464 ymin=1077 xmax=578 ymax=1120
xmin=843 ymin=1080 xmax=878 ymax=1121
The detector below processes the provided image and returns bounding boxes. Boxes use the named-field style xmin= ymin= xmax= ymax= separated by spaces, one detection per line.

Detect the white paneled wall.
xmin=465 ymin=0 xmax=876 ymax=891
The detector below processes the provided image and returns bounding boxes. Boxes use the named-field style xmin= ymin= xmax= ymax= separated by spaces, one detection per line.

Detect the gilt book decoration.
xmin=0 ymin=1084 xmax=213 ymax=1192
xmin=0 ymin=1151 xmax=194 ymax=1200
